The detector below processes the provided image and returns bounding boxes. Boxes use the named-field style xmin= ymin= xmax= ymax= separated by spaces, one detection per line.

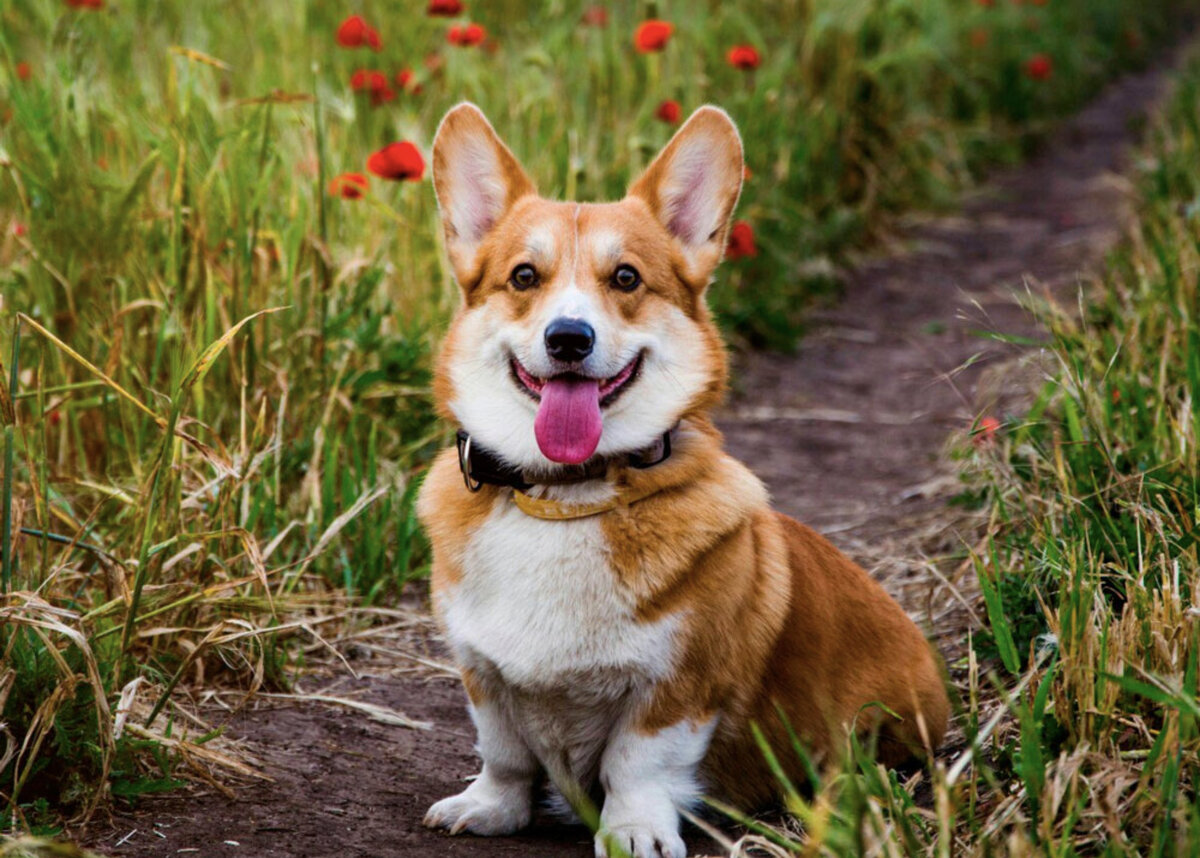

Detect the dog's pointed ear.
xmin=628 ymin=106 xmax=744 ymax=277
xmin=432 ymin=103 xmax=537 ymax=282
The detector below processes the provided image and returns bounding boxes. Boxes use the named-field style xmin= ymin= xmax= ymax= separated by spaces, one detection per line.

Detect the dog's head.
xmin=430 ymin=102 xmax=743 ymax=471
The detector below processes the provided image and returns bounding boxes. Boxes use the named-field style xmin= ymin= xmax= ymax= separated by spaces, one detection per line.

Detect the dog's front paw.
xmin=424 ymin=784 xmax=531 ymax=836
xmin=594 ymin=824 xmax=686 ymax=858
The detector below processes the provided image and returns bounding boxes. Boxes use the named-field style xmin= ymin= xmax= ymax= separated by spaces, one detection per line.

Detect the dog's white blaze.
xmin=571 ymin=202 xmax=582 ymax=280
xmin=595 ymin=717 xmax=716 ymax=858
xmin=443 ymin=502 xmax=680 ymax=688
xmin=543 ymin=282 xmax=599 ymax=327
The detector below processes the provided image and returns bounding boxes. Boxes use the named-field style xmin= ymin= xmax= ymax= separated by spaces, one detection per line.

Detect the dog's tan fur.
xmin=418 ymin=102 xmax=949 ymax=854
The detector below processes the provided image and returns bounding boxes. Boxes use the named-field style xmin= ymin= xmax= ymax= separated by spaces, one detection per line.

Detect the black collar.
xmin=456 ymin=429 xmax=673 ymax=493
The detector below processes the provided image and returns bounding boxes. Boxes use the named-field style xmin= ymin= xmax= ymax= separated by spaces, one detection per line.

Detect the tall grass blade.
xmin=1 ymin=319 xmax=17 ymax=595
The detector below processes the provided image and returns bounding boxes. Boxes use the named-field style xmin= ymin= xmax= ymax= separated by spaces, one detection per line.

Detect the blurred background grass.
xmin=0 ymin=0 xmax=1193 ymax=844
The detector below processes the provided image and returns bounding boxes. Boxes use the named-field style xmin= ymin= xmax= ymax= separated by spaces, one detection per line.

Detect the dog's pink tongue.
xmin=534 ymin=377 xmax=602 ymax=464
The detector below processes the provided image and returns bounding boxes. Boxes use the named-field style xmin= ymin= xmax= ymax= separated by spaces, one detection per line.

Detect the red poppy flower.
xmin=726 ymin=221 xmax=757 ymax=260
xmin=582 ymin=6 xmax=608 ymax=27
xmin=1025 ymin=53 xmax=1052 ymax=80
xmin=367 ymin=142 xmax=426 ymax=182
xmin=15 ymin=62 xmax=31 ymax=81
xmin=65 ymin=0 xmax=103 ymax=7
xmin=447 ymin=23 xmax=486 ymax=46
xmin=48 ymin=409 xmax=62 ymax=426
xmin=350 ymin=70 xmax=395 ymax=105
xmin=634 ymin=20 xmax=673 ymax=53
xmin=655 ymin=100 xmax=681 ymax=124
xmin=11 ymin=222 xmax=27 ymax=238
xmin=330 ymin=173 xmax=369 ymax=199
xmin=726 ymin=45 xmax=761 ymax=71
xmin=350 ymin=69 xmax=386 ymax=91
xmin=427 ymin=0 xmax=464 ymax=15
xmin=337 ymin=15 xmax=383 ymax=51
xmin=969 ymin=28 xmax=989 ymax=48
xmin=395 ymin=68 xmax=423 ymax=94
xmin=973 ymin=415 xmax=1001 ymax=446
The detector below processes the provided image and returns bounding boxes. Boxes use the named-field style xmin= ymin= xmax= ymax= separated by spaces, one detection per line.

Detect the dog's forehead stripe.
xmin=571 ymin=203 xmax=582 ymax=285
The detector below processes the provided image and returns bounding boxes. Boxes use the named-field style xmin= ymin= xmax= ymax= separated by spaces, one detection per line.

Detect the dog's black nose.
xmin=544 ymin=318 xmax=595 ymax=363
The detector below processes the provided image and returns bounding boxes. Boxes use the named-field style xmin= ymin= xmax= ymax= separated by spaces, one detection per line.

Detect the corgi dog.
xmin=417 ymin=102 xmax=949 ymax=858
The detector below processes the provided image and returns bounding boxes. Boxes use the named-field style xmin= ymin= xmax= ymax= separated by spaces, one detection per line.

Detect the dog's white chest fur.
xmin=442 ymin=499 xmax=678 ymax=692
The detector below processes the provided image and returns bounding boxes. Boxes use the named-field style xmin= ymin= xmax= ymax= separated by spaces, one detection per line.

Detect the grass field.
xmin=0 ymin=0 xmax=1194 ymax=850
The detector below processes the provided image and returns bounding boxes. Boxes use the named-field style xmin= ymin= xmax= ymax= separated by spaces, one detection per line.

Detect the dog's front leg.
xmin=594 ymin=716 xmax=716 ymax=858
xmin=424 ymin=693 xmax=538 ymax=836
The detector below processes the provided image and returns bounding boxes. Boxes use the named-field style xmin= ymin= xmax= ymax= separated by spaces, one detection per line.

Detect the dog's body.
xmin=418 ymin=103 xmax=949 ymax=858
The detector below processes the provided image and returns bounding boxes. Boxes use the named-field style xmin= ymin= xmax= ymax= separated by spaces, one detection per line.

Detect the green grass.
xmin=0 ymin=0 xmax=1191 ymax=840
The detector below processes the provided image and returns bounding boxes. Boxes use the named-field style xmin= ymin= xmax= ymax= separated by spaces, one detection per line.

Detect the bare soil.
xmin=81 ymin=63 xmax=1170 ymax=858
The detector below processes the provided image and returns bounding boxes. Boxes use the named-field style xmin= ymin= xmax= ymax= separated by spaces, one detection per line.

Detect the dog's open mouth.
xmin=510 ymin=353 xmax=643 ymax=465
xmin=510 ymin=352 xmax=643 ymax=407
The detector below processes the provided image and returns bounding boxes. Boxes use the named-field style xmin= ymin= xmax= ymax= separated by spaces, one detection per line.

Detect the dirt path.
xmin=82 ymin=64 xmax=1171 ymax=858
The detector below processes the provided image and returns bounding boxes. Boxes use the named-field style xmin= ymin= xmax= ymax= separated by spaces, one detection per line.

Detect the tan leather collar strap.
xmin=511 ymin=482 xmax=664 ymax=521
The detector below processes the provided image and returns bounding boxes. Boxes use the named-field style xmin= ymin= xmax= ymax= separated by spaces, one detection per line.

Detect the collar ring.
xmin=457 ymin=432 xmax=485 ymax=493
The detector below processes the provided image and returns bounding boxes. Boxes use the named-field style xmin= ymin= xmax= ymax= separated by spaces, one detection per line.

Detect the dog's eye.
xmin=611 ymin=264 xmax=641 ymax=292
xmin=510 ymin=264 xmax=540 ymax=290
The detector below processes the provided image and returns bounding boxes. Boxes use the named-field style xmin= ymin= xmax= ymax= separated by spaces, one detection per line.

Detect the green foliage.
xmin=0 ymin=0 xmax=1189 ymax=839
